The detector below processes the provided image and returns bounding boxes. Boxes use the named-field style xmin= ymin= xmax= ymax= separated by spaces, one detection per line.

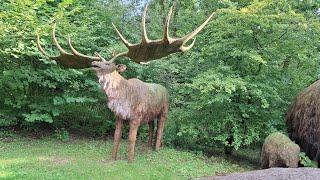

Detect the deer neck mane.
xmin=98 ymin=71 xmax=127 ymax=93
xmin=97 ymin=71 xmax=134 ymax=119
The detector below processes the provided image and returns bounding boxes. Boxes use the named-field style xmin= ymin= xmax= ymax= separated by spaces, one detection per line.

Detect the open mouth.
xmin=92 ymin=65 xmax=100 ymax=68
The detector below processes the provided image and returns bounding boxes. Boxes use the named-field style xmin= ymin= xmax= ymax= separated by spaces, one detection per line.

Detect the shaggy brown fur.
xmin=92 ymin=61 xmax=169 ymax=163
xmin=286 ymin=80 xmax=320 ymax=167
xmin=261 ymin=132 xmax=300 ymax=169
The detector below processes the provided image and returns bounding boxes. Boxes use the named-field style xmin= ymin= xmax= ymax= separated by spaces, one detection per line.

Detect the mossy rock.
xmin=261 ymin=132 xmax=300 ymax=168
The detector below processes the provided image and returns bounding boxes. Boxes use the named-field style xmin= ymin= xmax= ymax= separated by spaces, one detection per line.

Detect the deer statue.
xmin=37 ymin=4 xmax=215 ymax=162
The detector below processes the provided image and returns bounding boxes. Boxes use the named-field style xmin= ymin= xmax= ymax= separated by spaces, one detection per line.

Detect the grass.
xmin=0 ymin=136 xmax=254 ymax=180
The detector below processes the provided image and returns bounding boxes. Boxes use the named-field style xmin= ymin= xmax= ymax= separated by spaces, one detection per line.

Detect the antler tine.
xmin=94 ymin=52 xmax=107 ymax=62
xmin=36 ymin=34 xmax=52 ymax=58
xmin=106 ymin=49 xmax=116 ymax=56
xmin=52 ymin=23 xmax=70 ymax=55
xmin=180 ymin=38 xmax=196 ymax=52
xmin=163 ymin=5 xmax=174 ymax=43
xmin=178 ymin=12 xmax=216 ymax=44
xmin=112 ymin=23 xmax=133 ymax=48
xmin=37 ymin=23 xmax=106 ymax=68
xmin=68 ymin=35 xmax=100 ymax=60
xmin=109 ymin=52 xmax=128 ymax=63
xmin=141 ymin=4 xmax=150 ymax=44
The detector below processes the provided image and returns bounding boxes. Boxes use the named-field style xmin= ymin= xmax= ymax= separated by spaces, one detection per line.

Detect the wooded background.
xmin=1 ymin=0 xmax=320 ymax=152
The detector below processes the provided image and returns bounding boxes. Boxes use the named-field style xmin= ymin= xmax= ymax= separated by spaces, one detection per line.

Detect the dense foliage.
xmin=1 ymin=0 xmax=320 ymax=152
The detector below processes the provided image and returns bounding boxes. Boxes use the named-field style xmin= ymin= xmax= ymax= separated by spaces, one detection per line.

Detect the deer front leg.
xmin=128 ymin=121 xmax=140 ymax=163
xmin=112 ymin=117 xmax=123 ymax=160
xmin=155 ymin=115 xmax=166 ymax=151
xmin=147 ymin=120 xmax=154 ymax=147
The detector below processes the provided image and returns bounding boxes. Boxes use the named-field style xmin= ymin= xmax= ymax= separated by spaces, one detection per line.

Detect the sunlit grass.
xmin=0 ymin=137 xmax=252 ymax=180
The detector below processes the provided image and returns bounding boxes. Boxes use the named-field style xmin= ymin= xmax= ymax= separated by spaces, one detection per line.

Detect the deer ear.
xmin=116 ymin=64 xmax=127 ymax=73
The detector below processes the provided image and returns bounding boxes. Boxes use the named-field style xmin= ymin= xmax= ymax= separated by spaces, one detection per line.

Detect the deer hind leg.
xmin=155 ymin=113 xmax=166 ymax=151
xmin=128 ymin=121 xmax=140 ymax=163
xmin=112 ymin=117 xmax=123 ymax=160
xmin=147 ymin=120 xmax=154 ymax=147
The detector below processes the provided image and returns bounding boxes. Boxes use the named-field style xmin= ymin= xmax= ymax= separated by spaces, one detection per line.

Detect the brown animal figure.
xmin=36 ymin=4 xmax=214 ymax=162
xmin=92 ymin=53 xmax=169 ymax=162
xmin=286 ymin=80 xmax=320 ymax=167
xmin=261 ymin=132 xmax=300 ymax=169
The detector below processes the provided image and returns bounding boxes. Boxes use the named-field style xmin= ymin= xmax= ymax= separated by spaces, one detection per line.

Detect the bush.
xmin=299 ymin=152 xmax=317 ymax=168
xmin=54 ymin=128 xmax=70 ymax=142
xmin=0 ymin=0 xmax=119 ymax=136
xmin=159 ymin=0 xmax=320 ymax=151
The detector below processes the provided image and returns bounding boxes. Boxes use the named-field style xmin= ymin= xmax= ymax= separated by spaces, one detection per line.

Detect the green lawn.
xmin=0 ymin=137 xmax=253 ymax=180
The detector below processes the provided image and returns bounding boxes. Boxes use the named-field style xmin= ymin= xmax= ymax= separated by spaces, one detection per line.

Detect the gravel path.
xmin=194 ymin=168 xmax=320 ymax=180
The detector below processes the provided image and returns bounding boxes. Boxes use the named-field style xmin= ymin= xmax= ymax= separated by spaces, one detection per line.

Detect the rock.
xmin=194 ymin=168 xmax=320 ymax=180
xmin=261 ymin=132 xmax=300 ymax=168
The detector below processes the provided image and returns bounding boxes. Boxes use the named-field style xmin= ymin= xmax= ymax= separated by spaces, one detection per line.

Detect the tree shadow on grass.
xmin=184 ymin=145 xmax=261 ymax=169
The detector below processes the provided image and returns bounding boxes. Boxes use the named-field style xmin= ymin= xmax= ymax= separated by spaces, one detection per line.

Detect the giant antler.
xmin=37 ymin=23 xmax=100 ymax=69
xmin=37 ymin=4 xmax=215 ymax=68
xmin=110 ymin=4 xmax=215 ymax=64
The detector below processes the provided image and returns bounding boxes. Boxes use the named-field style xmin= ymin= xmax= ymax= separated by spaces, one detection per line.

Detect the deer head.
xmin=37 ymin=4 xmax=215 ymax=68
xmin=91 ymin=52 xmax=127 ymax=76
